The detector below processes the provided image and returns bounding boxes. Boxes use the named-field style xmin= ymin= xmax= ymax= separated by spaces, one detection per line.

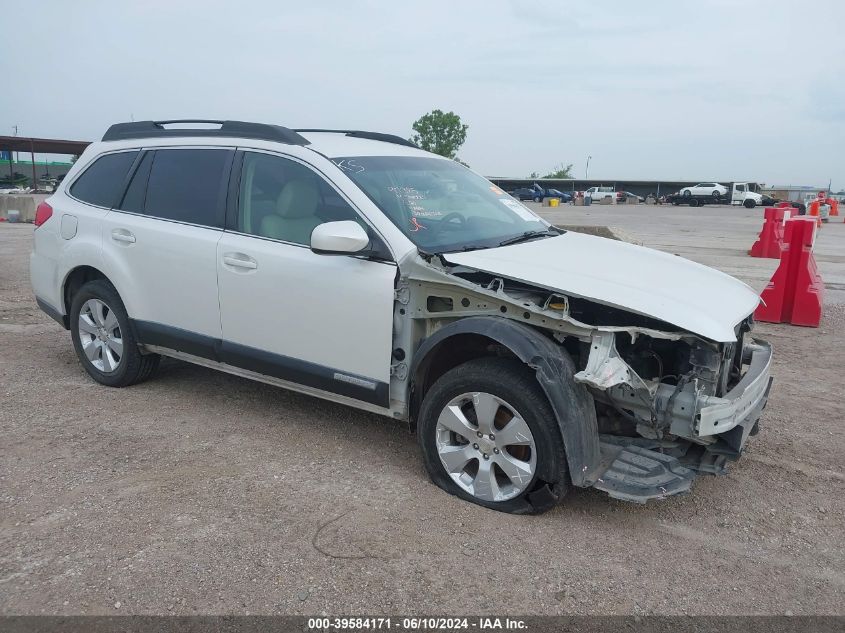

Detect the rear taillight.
xmin=34 ymin=202 xmax=53 ymax=228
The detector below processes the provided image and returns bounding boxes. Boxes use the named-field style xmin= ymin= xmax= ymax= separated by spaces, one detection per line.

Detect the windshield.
xmin=333 ymin=156 xmax=552 ymax=253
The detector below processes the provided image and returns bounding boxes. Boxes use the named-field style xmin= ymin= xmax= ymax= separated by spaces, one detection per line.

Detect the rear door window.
xmin=140 ymin=148 xmax=232 ymax=227
xmin=70 ymin=151 xmax=138 ymax=208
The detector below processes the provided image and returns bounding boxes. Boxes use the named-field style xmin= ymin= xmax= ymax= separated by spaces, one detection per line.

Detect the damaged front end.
xmin=400 ymin=252 xmax=773 ymax=504
xmin=574 ymin=322 xmax=773 ymax=502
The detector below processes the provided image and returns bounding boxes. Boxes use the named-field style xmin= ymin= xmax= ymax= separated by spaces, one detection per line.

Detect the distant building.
xmin=761 ymin=185 xmax=827 ymax=204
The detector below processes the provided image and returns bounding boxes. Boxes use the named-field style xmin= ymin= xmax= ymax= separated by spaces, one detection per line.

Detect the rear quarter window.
xmin=69 ymin=151 xmax=138 ymax=208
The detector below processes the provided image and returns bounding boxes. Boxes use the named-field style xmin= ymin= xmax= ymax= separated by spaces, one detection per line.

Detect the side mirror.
xmin=311 ymin=221 xmax=370 ymax=255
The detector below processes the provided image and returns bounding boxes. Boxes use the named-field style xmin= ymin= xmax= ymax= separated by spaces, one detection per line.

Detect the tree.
xmin=528 ymin=171 xmax=540 ymax=179
xmin=543 ymin=163 xmax=574 ymax=179
xmin=410 ymin=110 xmax=468 ymax=160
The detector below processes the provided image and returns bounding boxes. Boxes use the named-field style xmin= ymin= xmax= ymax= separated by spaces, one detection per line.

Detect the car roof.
xmin=90 ymin=126 xmax=440 ymax=161
xmin=298 ymin=131 xmax=436 ymax=159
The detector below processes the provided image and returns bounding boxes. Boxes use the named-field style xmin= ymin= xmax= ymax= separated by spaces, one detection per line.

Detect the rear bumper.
xmin=36 ymin=296 xmax=69 ymax=329
xmin=30 ymin=236 xmax=63 ymax=318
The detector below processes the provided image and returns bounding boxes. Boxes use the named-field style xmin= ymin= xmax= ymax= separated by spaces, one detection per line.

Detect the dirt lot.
xmin=1 ymin=207 xmax=844 ymax=616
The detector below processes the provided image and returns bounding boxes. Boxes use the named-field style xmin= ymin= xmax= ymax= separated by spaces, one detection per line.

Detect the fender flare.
xmin=410 ymin=316 xmax=602 ymax=487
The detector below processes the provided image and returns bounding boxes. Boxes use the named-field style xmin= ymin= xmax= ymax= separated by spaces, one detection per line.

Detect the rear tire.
xmin=689 ymin=198 xmax=700 ymax=207
xmin=533 ymin=196 xmax=541 ymax=203
xmin=70 ymin=280 xmax=160 ymax=387
xmin=417 ymin=358 xmax=569 ymax=514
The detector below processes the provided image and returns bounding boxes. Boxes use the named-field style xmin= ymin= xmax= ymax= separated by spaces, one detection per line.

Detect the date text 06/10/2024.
xmin=307 ymin=617 xmax=528 ymax=630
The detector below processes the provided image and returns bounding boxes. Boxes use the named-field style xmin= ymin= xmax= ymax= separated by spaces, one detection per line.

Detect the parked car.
xmin=584 ymin=186 xmax=615 ymax=201
xmin=617 ymin=191 xmax=644 ymax=203
xmin=680 ymin=183 xmax=728 ymax=198
xmin=511 ymin=184 xmax=545 ymax=202
xmin=31 ymin=119 xmax=773 ymax=514
xmin=545 ymin=188 xmax=573 ymax=202
xmin=510 ymin=184 xmax=570 ymax=203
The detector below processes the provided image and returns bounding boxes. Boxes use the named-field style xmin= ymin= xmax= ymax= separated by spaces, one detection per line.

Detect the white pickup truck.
xmin=584 ymin=186 xmax=616 ymax=201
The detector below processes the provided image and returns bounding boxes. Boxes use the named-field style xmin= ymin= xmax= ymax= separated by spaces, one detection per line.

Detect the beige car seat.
xmin=259 ymin=179 xmax=322 ymax=244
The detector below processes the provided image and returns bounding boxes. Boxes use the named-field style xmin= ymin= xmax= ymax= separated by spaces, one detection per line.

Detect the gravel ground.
xmin=1 ymin=212 xmax=843 ymax=616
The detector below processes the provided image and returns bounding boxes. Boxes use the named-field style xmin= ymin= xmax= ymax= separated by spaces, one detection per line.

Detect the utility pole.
xmin=585 ymin=155 xmax=592 ymax=181
xmin=8 ymin=125 xmax=19 ymax=182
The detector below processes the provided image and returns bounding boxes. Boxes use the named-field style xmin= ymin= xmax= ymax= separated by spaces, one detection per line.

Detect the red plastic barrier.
xmin=775 ymin=202 xmax=798 ymax=217
xmin=749 ymin=207 xmax=787 ymax=258
xmin=755 ymin=217 xmax=824 ymax=327
xmin=826 ymin=198 xmax=839 ymax=216
xmin=807 ymin=199 xmax=823 ymax=226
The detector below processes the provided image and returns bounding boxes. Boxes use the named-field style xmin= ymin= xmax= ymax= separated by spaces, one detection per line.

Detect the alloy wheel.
xmin=77 ymin=298 xmax=123 ymax=372
xmin=435 ymin=392 xmax=537 ymax=502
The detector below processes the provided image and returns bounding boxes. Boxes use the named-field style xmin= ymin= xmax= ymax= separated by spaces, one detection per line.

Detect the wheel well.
xmin=63 ymin=266 xmax=110 ymax=315
xmin=410 ymin=333 xmax=518 ymax=425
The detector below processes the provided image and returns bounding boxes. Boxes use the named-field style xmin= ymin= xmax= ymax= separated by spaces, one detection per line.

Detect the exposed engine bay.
xmin=394 ymin=255 xmax=773 ymax=502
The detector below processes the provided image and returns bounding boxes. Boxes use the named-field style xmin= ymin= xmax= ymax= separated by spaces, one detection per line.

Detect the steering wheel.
xmin=430 ymin=212 xmax=467 ymax=235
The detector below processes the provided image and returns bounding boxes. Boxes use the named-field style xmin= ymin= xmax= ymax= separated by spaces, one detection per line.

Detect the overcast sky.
xmin=3 ymin=0 xmax=843 ymax=187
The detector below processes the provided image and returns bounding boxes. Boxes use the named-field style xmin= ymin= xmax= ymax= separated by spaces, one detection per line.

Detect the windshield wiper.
xmin=497 ymin=229 xmax=560 ymax=248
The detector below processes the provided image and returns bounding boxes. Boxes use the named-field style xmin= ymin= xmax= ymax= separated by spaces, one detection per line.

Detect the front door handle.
xmin=111 ymin=229 xmax=136 ymax=244
xmin=222 ymin=253 xmax=258 ymax=270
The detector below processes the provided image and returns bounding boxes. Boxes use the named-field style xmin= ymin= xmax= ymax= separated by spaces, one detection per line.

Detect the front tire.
xmin=418 ymin=358 xmax=569 ymax=514
xmin=70 ymin=280 xmax=160 ymax=387
xmin=533 ymin=196 xmax=542 ymax=203
xmin=744 ymin=199 xmax=756 ymax=209
xmin=682 ymin=189 xmax=692 ymax=197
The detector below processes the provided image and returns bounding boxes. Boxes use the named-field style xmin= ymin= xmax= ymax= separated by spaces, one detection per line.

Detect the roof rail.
xmin=295 ymin=129 xmax=418 ymax=149
xmin=101 ymin=120 xmax=310 ymax=145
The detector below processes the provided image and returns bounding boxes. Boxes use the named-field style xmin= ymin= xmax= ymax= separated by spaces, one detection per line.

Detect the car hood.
xmin=443 ymin=232 xmax=760 ymax=342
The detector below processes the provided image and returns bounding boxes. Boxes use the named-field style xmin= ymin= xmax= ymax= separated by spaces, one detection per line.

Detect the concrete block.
xmin=0 ymin=194 xmax=48 ymax=222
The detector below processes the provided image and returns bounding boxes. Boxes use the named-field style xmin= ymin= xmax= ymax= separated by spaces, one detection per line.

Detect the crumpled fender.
xmin=410 ymin=316 xmax=602 ymax=487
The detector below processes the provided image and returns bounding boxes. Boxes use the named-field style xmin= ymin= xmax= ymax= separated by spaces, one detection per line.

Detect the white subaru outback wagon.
xmin=30 ymin=120 xmax=773 ymax=513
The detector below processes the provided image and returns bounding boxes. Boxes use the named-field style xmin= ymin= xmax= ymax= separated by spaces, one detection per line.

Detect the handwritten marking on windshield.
xmin=410 ymin=217 xmax=427 ymax=232
xmin=332 ymin=159 xmax=365 ymax=173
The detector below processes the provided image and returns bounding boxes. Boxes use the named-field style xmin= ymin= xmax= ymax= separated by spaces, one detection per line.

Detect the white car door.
xmin=216 ymin=150 xmax=397 ymax=408
xmin=99 ymin=147 xmax=233 ymax=351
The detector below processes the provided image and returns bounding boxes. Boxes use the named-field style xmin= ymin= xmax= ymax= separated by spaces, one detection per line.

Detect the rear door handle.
xmin=111 ymin=229 xmax=136 ymax=244
xmin=222 ymin=253 xmax=258 ymax=270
